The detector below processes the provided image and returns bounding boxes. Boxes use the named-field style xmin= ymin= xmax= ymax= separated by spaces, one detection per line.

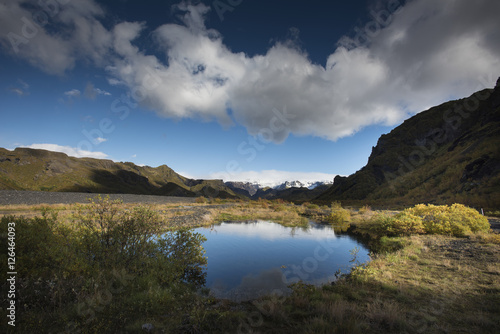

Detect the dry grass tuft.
xmin=365 ymin=298 xmax=405 ymax=330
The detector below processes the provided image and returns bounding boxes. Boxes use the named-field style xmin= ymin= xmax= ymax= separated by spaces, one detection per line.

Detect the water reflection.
xmin=331 ymin=221 xmax=351 ymax=234
xmin=194 ymin=220 xmax=369 ymax=301
xmin=210 ymin=268 xmax=291 ymax=301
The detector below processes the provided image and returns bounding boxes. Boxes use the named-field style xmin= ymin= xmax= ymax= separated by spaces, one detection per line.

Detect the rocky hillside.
xmin=317 ymin=78 xmax=500 ymax=209
xmin=224 ymin=181 xmax=259 ymax=197
xmin=0 ymin=148 xmax=240 ymax=198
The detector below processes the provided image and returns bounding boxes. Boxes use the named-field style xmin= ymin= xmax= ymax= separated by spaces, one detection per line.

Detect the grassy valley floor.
xmin=1 ymin=197 xmax=499 ymax=333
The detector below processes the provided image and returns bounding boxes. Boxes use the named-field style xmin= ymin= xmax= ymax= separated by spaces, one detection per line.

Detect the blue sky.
xmin=1 ymin=0 xmax=499 ymax=185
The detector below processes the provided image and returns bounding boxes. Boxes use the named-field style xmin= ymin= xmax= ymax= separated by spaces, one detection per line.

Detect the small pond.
xmin=193 ymin=220 xmax=370 ymax=301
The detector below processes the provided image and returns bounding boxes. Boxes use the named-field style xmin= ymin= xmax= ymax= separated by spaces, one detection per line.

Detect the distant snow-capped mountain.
xmin=225 ymin=179 xmax=333 ymax=196
xmin=273 ymin=180 xmax=333 ymax=190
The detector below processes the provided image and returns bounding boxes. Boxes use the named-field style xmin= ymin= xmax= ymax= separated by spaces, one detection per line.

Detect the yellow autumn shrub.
xmin=329 ymin=202 xmax=351 ymax=225
xmin=406 ymin=203 xmax=490 ymax=236
xmin=389 ymin=211 xmax=425 ymax=236
xmin=369 ymin=203 xmax=489 ymax=237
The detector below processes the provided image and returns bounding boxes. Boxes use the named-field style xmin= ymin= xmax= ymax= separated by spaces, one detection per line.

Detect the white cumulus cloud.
xmin=0 ymin=0 xmax=111 ymax=75
xmin=106 ymin=0 xmax=500 ymax=142
xmin=1 ymin=0 xmax=499 ymax=142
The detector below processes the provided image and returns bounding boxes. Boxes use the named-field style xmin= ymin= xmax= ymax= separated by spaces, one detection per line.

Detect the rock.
xmin=142 ymin=323 xmax=154 ymax=332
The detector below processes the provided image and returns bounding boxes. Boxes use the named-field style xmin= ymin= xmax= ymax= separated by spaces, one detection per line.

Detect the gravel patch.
xmin=0 ymin=190 xmax=196 ymax=205
xmin=488 ymin=217 xmax=500 ymax=232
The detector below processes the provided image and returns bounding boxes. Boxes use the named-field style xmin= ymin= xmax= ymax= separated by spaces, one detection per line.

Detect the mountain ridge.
xmin=0 ymin=147 xmax=240 ymax=198
xmin=317 ymin=78 xmax=500 ymax=209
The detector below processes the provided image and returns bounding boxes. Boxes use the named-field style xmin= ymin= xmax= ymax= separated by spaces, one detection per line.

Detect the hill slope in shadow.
xmin=317 ymin=79 xmax=500 ymax=209
xmin=0 ymin=148 xmax=239 ymax=199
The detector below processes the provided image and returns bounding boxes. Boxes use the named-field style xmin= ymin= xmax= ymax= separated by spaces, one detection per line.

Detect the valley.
xmin=1 ymin=0 xmax=500 ymax=332
xmin=2 ymin=79 xmax=499 ymax=208
xmin=1 ymin=196 xmax=499 ymax=333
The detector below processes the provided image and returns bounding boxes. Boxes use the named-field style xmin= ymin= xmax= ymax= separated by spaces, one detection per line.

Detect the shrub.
xmin=195 ymin=196 xmax=208 ymax=204
xmin=387 ymin=211 xmax=425 ymax=236
xmin=368 ymin=211 xmax=424 ymax=237
xmin=368 ymin=213 xmax=396 ymax=236
xmin=273 ymin=204 xmax=288 ymax=212
xmin=75 ymin=196 xmax=165 ymax=269
xmin=406 ymin=203 xmax=490 ymax=236
xmin=257 ymin=198 xmax=270 ymax=208
xmin=0 ymin=196 xmax=209 ymax=332
xmin=486 ymin=210 xmax=500 ymax=217
xmin=367 ymin=203 xmax=489 ymax=237
xmin=329 ymin=202 xmax=351 ymax=225
xmin=74 ymin=196 xmax=207 ymax=281
xmin=307 ymin=203 xmax=320 ymax=210
xmin=155 ymin=228 xmax=207 ymax=286
xmin=358 ymin=205 xmax=372 ymax=215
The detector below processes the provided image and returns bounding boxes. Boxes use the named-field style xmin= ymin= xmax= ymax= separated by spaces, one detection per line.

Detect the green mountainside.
xmin=0 ymin=147 xmax=239 ymax=198
xmin=317 ymin=79 xmax=500 ymax=209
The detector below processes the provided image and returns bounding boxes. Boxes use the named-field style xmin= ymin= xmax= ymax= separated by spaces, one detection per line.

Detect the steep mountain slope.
xmin=317 ymin=79 xmax=500 ymax=209
xmin=0 ymin=148 xmax=239 ymax=198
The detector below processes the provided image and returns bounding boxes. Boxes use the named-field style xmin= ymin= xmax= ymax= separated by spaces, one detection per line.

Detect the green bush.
xmin=376 ymin=236 xmax=406 ymax=253
xmin=74 ymin=196 xmax=207 ymax=284
xmin=75 ymin=196 xmax=166 ymax=270
xmin=486 ymin=210 xmax=500 ymax=217
xmin=306 ymin=203 xmax=320 ymax=210
xmin=0 ymin=196 xmax=208 ymax=332
xmin=329 ymin=202 xmax=351 ymax=225
xmin=368 ymin=213 xmax=397 ymax=236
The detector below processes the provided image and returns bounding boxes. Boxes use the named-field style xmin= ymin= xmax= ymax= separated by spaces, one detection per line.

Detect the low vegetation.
xmin=328 ymin=201 xmax=352 ymax=225
xmin=230 ymin=202 xmax=500 ymax=333
xmin=359 ymin=203 xmax=490 ymax=238
xmin=1 ymin=198 xmax=499 ymax=333
xmin=213 ymin=198 xmax=311 ymax=227
xmin=0 ymin=196 xmax=209 ymax=332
